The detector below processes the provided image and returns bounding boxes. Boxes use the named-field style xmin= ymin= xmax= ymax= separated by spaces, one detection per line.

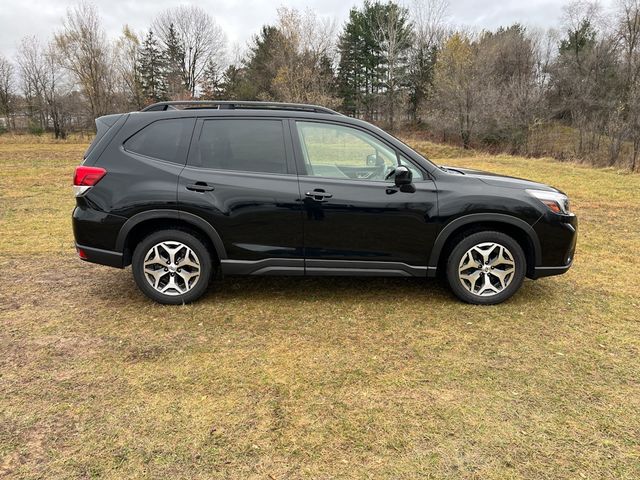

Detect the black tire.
xmin=132 ymin=229 xmax=213 ymax=305
xmin=446 ymin=231 xmax=526 ymax=305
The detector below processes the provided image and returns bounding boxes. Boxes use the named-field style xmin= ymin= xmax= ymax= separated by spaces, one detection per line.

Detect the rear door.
xmin=178 ymin=117 xmax=304 ymax=273
xmin=292 ymin=120 xmax=439 ymax=274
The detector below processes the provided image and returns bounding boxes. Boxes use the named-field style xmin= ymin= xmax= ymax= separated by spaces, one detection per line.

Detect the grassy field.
xmin=0 ymin=135 xmax=638 ymax=479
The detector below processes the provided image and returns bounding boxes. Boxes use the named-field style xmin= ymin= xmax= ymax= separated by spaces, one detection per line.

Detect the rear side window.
xmin=124 ymin=118 xmax=193 ymax=164
xmin=193 ymin=119 xmax=287 ymax=174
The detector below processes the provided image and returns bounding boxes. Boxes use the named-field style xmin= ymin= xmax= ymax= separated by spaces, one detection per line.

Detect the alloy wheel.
xmin=143 ymin=241 xmax=201 ymax=296
xmin=458 ymin=242 xmax=516 ymax=297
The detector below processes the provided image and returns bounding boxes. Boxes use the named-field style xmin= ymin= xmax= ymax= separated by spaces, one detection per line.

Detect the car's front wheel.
xmin=446 ymin=231 xmax=526 ymax=305
xmin=132 ymin=229 xmax=212 ymax=304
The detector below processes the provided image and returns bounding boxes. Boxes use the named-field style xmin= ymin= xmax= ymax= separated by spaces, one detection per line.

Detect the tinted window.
xmin=194 ymin=119 xmax=287 ymax=174
xmin=124 ymin=118 xmax=192 ymax=164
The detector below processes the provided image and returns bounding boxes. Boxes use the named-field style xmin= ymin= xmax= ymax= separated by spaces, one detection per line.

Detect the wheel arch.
xmin=116 ymin=210 xmax=227 ymax=266
xmin=429 ymin=213 xmax=541 ymax=277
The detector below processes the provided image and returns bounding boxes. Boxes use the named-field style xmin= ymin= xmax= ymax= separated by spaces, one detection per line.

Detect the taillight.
xmin=73 ymin=166 xmax=106 ymax=196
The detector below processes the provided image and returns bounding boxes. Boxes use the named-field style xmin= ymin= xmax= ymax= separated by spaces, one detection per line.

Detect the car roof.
xmin=127 ymin=108 xmax=390 ymax=139
xmin=140 ymin=100 xmax=343 ymax=116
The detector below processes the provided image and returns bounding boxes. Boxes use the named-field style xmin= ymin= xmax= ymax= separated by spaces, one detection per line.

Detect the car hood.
xmin=441 ymin=166 xmax=560 ymax=193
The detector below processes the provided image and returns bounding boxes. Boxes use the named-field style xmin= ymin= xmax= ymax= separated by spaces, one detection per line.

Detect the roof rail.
xmin=140 ymin=100 xmax=341 ymax=115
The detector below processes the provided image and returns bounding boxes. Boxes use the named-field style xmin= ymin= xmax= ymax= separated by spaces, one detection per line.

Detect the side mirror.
xmin=393 ymin=165 xmax=413 ymax=186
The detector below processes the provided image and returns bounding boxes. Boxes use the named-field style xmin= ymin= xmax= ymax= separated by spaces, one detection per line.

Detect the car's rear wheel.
xmin=446 ymin=231 xmax=526 ymax=305
xmin=132 ymin=229 xmax=212 ymax=304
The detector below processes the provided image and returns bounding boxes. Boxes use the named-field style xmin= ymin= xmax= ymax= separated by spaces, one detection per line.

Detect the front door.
xmin=292 ymin=120 xmax=438 ymax=275
xmin=178 ymin=117 xmax=304 ymax=274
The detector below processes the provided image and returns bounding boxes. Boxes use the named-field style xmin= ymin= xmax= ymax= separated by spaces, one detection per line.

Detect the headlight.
xmin=526 ymin=189 xmax=571 ymax=214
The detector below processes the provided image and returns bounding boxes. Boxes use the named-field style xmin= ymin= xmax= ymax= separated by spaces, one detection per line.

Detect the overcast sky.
xmin=0 ymin=0 xmax=616 ymax=58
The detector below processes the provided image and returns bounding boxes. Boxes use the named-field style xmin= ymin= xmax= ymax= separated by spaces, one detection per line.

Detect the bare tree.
xmin=114 ymin=25 xmax=144 ymax=110
xmin=17 ymin=36 xmax=72 ymax=138
xmin=55 ymin=1 xmax=114 ymax=121
xmin=618 ymin=0 xmax=640 ymax=82
xmin=17 ymin=36 xmax=47 ymax=130
xmin=617 ymin=0 xmax=640 ymax=170
xmin=531 ymin=27 xmax=559 ymax=92
xmin=430 ymin=32 xmax=478 ymax=148
xmin=152 ymin=5 xmax=226 ymax=97
xmin=547 ymin=1 xmax=618 ymax=161
xmin=476 ymin=26 xmax=542 ymax=151
xmin=406 ymin=0 xmax=449 ymax=122
xmin=279 ymin=6 xmax=337 ymax=63
xmin=42 ymin=42 xmax=71 ymax=138
xmin=269 ymin=7 xmax=339 ymax=106
xmin=0 ymin=55 xmax=16 ymax=130
xmin=411 ymin=0 xmax=449 ymax=48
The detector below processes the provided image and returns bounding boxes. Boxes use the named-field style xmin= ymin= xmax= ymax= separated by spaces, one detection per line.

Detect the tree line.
xmin=0 ymin=0 xmax=638 ymax=170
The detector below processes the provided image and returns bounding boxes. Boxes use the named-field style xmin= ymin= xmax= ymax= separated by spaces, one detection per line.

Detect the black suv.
xmin=72 ymin=101 xmax=577 ymax=305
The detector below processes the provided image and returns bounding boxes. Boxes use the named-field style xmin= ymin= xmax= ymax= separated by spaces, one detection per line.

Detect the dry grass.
xmin=0 ymin=132 xmax=93 ymax=145
xmin=1 ymin=136 xmax=639 ymax=479
xmin=526 ymin=123 xmax=638 ymax=170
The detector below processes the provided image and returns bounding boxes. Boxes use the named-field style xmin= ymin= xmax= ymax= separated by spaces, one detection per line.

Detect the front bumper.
xmin=532 ymin=259 xmax=573 ymax=278
xmin=531 ymin=214 xmax=577 ymax=279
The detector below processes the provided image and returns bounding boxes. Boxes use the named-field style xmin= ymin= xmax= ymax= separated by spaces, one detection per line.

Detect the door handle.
xmin=186 ymin=182 xmax=214 ymax=192
xmin=305 ymin=190 xmax=333 ymax=202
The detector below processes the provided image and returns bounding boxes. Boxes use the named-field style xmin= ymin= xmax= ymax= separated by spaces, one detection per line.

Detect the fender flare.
xmin=428 ymin=213 xmax=541 ymax=268
xmin=115 ymin=209 xmax=227 ymax=259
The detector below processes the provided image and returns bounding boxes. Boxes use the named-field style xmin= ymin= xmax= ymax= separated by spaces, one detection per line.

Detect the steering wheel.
xmin=384 ymin=166 xmax=396 ymax=181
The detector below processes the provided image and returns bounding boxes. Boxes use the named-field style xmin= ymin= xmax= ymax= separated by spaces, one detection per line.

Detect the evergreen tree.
xmin=200 ymin=59 xmax=223 ymax=100
xmin=407 ymin=43 xmax=437 ymax=122
xmin=138 ymin=30 xmax=167 ymax=103
xmin=338 ymin=6 xmax=382 ymax=118
xmin=338 ymin=8 xmax=367 ymax=116
xmin=163 ymin=23 xmax=186 ymax=98
xmin=219 ymin=65 xmax=254 ymax=99
xmin=559 ymin=19 xmax=597 ymax=59
xmin=371 ymin=1 xmax=412 ymax=128
xmin=243 ymin=26 xmax=287 ymax=100
xmin=338 ymin=1 xmax=411 ymax=122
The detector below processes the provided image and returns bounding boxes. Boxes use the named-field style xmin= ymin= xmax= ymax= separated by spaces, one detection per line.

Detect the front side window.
xmin=296 ymin=121 xmax=422 ymax=181
xmin=124 ymin=118 xmax=192 ymax=164
xmin=193 ymin=119 xmax=287 ymax=174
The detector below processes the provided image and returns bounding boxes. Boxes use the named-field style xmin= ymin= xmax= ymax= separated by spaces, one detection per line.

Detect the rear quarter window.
xmin=124 ymin=118 xmax=194 ymax=164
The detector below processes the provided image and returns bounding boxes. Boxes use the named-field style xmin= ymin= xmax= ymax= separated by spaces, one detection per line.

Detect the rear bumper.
xmin=72 ymin=205 xmax=127 ymax=252
xmin=76 ymin=244 xmax=125 ymax=268
xmin=73 ymin=204 xmax=127 ymax=268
